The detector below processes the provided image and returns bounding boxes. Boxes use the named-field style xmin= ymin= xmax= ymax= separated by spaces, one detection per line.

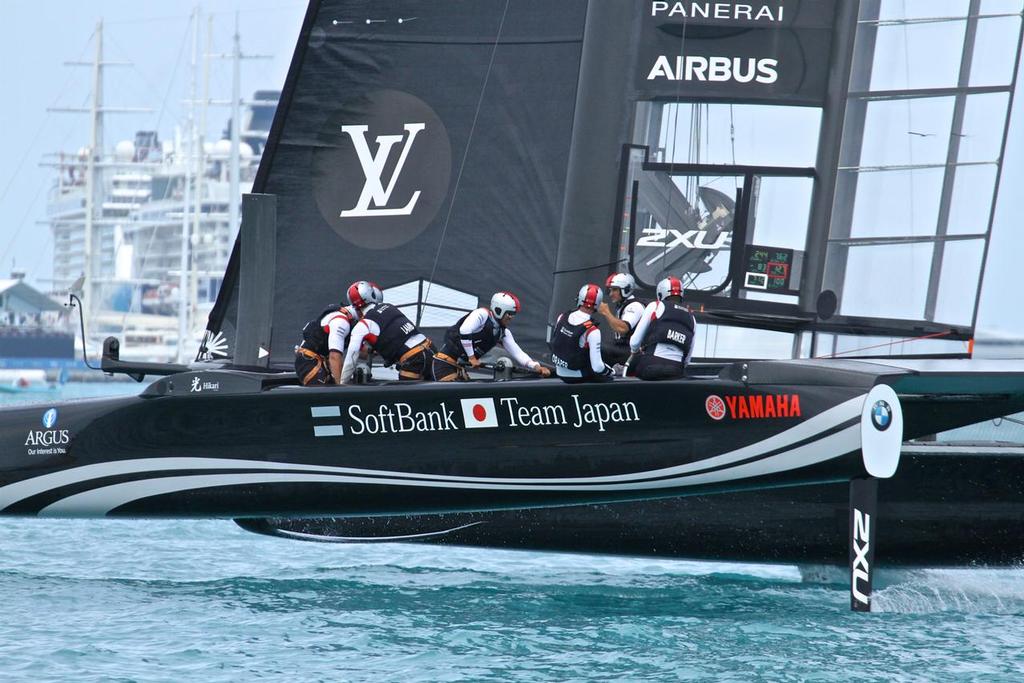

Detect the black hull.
xmin=1 ymin=359 xmax=1022 ymax=520
xmin=241 ymin=445 xmax=1024 ymax=567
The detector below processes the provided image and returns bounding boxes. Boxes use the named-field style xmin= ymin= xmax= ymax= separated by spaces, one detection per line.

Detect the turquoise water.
xmin=1 ymin=383 xmax=1024 ymax=681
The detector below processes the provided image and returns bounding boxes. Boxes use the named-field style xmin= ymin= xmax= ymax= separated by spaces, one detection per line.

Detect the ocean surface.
xmin=2 ymin=382 xmax=1024 ymax=682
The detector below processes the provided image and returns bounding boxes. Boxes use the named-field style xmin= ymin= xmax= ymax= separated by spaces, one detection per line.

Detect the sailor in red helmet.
xmin=597 ymin=272 xmax=646 ymax=367
xmin=294 ymin=299 xmax=358 ymax=385
xmin=339 ymin=280 xmax=434 ymax=383
xmin=550 ymin=283 xmax=614 ymax=383
xmin=294 ymin=301 xmax=357 ymax=385
xmin=432 ymin=291 xmax=552 ymax=381
xmin=628 ymin=275 xmax=695 ymax=381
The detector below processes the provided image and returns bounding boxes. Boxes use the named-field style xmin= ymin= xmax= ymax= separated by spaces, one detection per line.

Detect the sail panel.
xmin=209 ymin=0 xmax=586 ymax=364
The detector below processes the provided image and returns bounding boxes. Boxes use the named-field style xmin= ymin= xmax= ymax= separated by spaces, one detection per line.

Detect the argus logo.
xmin=26 ymin=407 xmax=70 ymax=450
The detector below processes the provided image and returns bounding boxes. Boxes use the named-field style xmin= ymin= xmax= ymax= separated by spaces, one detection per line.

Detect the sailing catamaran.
xmin=2 ymin=1 xmax=1023 ymax=611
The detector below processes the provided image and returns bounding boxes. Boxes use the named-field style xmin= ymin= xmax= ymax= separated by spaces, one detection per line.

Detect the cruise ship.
xmin=45 ymin=92 xmax=278 ymax=362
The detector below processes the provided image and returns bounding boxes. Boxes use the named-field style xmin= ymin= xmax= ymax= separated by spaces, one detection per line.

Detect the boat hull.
xmin=0 ymin=360 xmax=1019 ymax=520
xmin=0 ymin=366 xmax=906 ymax=517
xmin=241 ymin=445 xmax=1024 ymax=567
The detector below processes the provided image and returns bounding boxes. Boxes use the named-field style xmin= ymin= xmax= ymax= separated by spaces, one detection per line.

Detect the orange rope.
xmin=814 ymin=330 xmax=959 ymax=359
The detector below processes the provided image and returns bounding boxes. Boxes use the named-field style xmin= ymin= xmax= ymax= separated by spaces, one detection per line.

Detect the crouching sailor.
xmin=551 ymin=284 xmax=614 ymax=384
xmin=598 ymin=272 xmax=646 ymax=367
xmin=432 ymin=291 xmax=551 ymax=381
xmin=628 ymin=276 xmax=695 ymax=381
xmin=340 ymin=280 xmax=434 ymax=383
xmin=294 ymin=300 xmax=355 ymax=385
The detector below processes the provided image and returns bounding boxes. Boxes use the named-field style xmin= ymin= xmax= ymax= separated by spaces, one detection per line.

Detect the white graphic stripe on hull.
xmin=38 ymin=425 xmax=859 ymax=516
xmin=0 ymin=395 xmax=865 ymax=511
xmin=271 ymin=521 xmax=485 ymax=543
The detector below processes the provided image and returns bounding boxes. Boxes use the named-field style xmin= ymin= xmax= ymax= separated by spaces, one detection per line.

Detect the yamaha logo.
xmin=312 ymin=89 xmax=452 ymax=250
xmin=870 ymin=400 xmax=892 ymax=431
xmin=705 ymin=395 xmax=726 ymax=421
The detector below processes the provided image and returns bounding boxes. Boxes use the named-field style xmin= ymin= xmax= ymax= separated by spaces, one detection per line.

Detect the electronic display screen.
xmin=744 ymin=244 xmax=795 ymax=292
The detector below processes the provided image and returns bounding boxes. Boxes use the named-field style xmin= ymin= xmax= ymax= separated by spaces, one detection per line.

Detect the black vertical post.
xmin=800 ymin=0 xmax=864 ymax=313
xmin=548 ymin=1 xmax=637 ymax=325
xmin=235 ymin=193 xmax=277 ymax=368
xmin=849 ymin=476 xmax=879 ymax=612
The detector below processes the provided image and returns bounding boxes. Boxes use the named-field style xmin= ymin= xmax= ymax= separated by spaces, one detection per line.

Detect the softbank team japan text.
xmin=332 ymin=395 xmax=640 ymax=436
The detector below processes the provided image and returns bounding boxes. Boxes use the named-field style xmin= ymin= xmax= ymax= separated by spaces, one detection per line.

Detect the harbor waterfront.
xmin=1 ymin=385 xmax=1023 ymax=681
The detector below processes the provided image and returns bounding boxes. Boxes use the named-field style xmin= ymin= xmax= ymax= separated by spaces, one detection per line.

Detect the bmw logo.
xmin=870 ymin=400 xmax=892 ymax=431
xmin=42 ymin=408 xmax=58 ymax=429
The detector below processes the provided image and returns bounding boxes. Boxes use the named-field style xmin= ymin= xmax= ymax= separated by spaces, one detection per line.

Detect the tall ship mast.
xmin=44 ymin=16 xmax=277 ymax=363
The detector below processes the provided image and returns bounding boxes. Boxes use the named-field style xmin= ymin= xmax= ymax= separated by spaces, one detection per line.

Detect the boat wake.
xmin=872 ymin=568 xmax=1024 ymax=614
xmin=799 ymin=563 xmax=1024 ymax=613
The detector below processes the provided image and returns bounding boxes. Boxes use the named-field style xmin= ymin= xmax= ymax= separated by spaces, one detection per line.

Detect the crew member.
xmin=339 ymin=280 xmax=434 ymax=383
xmin=597 ymin=272 xmax=645 ymax=367
xmin=294 ymin=302 xmax=356 ymax=385
xmin=432 ymin=291 xmax=552 ymax=381
xmin=550 ymin=284 xmax=613 ymax=384
xmin=628 ymin=275 xmax=695 ymax=381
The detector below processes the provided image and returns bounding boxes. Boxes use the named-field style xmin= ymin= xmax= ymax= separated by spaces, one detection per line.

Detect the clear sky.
xmin=0 ymin=0 xmax=307 ymax=291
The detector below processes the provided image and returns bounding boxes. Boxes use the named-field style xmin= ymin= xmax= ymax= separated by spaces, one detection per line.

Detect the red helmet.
xmin=656 ymin=276 xmax=684 ymax=301
xmin=347 ymin=280 xmax=383 ymax=309
xmin=576 ymin=283 xmax=603 ymax=309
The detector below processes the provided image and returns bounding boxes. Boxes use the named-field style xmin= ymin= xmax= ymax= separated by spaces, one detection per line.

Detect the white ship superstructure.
xmin=44 ymin=16 xmax=278 ymax=362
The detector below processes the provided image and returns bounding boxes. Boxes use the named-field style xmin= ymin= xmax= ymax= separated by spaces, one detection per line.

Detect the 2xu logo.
xmin=636 ymin=227 xmax=729 ymax=252
xmin=851 ymin=508 xmax=871 ymax=607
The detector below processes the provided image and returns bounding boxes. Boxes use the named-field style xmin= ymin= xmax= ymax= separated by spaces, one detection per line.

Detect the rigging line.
xmin=116 ymin=190 xmax=169 ymax=333
xmin=729 ymin=103 xmax=737 ymax=192
xmin=900 ymin=0 xmax=919 ymax=296
xmin=0 ymin=32 xmax=95 ymax=208
xmin=660 ymin=16 xmax=689 ymax=279
xmin=661 ymin=101 xmax=682 ymax=276
xmin=102 ymin=4 xmax=306 ymax=27
xmin=0 ymin=91 xmax=89 ymax=265
xmin=813 ymin=330 xmax=954 ymax=359
xmin=105 ymin=32 xmax=167 ymax=109
xmin=552 ymin=257 xmax=629 ymax=276
xmin=27 ymin=232 xmax=53 ymax=282
xmin=422 ymin=0 xmax=510 ymax=314
xmin=106 ymin=23 xmax=190 ymax=335
xmin=152 ymin=19 xmax=193 ymax=137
